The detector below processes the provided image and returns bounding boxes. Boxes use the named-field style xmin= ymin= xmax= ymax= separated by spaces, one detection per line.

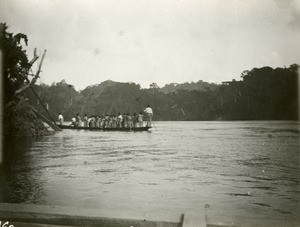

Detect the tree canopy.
xmin=0 ymin=23 xmax=30 ymax=104
xmin=24 ymin=65 xmax=299 ymax=121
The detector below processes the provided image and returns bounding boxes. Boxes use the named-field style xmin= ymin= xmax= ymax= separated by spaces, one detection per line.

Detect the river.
xmin=1 ymin=121 xmax=299 ymax=225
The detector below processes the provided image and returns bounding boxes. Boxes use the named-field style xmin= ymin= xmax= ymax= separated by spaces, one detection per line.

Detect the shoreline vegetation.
xmin=1 ymin=24 xmax=299 ymax=137
xmin=1 ymin=23 xmax=54 ymax=137
xmin=25 ymin=64 xmax=298 ymax=124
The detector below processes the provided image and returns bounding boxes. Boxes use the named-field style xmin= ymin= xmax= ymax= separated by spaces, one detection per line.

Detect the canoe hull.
xmin=58 ymin=125 xmax=151 ymax=131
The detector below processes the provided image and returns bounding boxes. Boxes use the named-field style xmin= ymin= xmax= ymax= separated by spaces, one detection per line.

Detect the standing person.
xmin=104 ymin=114 xmax=109 ymax=128
xmin=91 ymin=116 xmax=96 ymax=128
xmin=83 ymin=114 xmax=88 ymax=127
xmin=112 ymin=115 xmax=117 ymax=128
xmin=132 ymin=113 xmax=137 ymax=128
xmin=58 ymin=113 xmax=64 ymax=125
xmin=108 ymin=115 xmax=113 ymax=128
xmin=76 ymin=113 xmax=81 ymax=127
xmin=117 ymin=113 xmax=123 ymax=128
xmin=96 ymin=116 xmax=101 ymax=128
xmin=100 ymin=115 xmax=105 ymax=128
xmin=71 ymin=117 xmax=76 ymax=127
xmin=88 ymin=116 xmax=92 ymax=128
xmin=138 ymin=112 xmax=143 ymax=127
xmin=127 ymin=113 xmax=133 ymax=129
xmin=122 ymin=113 xmax=127 ymax=128
xmin=144 ymin=105 xmax=153 ymax=127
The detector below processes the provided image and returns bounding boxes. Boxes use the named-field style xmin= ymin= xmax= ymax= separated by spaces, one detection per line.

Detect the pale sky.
xmin=1 ymin=0 xmax=300 ymax=90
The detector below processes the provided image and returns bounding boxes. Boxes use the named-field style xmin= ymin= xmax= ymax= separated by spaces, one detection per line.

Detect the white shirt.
xmin=58 ymin=114 xmax=64 ymax=121
xmin=144 ymin=107 xmax=153 ymax=115
xmin=138 ymin=114 xmax=143 ymax=121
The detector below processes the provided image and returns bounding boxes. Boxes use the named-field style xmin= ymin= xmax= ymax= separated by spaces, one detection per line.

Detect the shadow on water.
xmin=0 ymin=136 xmax=46 ymax=204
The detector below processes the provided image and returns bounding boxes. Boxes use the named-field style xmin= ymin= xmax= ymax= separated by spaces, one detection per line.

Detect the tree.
xmin=1 ymin=23 xmax=49 ymax=136
xmin=1 ymin=23 xmax=30 ymax=104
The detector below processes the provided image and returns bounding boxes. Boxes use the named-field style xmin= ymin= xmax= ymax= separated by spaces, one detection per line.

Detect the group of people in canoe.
xmin=58 ymin=105 xmax=153 ymax=128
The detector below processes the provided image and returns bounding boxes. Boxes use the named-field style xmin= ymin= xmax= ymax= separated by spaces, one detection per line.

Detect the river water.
xmin=1 ymin=121 xmax=299 ymax=225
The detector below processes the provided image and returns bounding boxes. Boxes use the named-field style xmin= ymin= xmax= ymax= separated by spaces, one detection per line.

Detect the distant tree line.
xmin=24 ymin=64 xmax=299 ymax=121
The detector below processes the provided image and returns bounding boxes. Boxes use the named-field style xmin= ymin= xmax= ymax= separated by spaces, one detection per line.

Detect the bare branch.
xmin=15 ymin=49 xmax=47 ymax=95
xmin=15 ymin=83 xmax=30 ymax=94
xmin=32 ymin=49 xmax=46 ymax=84
xmin=37 ymin=50 xmax=47 ymax=74
xmin=27 ymin=48 xmax=39 ymax=72
xmin=28 ymin=56 xmax=39 ymax=66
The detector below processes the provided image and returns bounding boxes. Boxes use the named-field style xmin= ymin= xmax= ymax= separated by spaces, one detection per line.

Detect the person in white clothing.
xmin=117 ymin=113 xmax=123 ymax=128
xmin=144 ymin=105 xmax=153 ymax=127
xmin=71 ymin=117 xmax=76 ymax=127
xmin=138 ymin=112 xmax=143 ymax=127
xmin=58 ymin=113 xmax=64 ymax=125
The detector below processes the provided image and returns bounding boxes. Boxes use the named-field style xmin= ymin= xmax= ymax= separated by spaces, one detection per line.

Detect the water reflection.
xmin=1 ymin=137 xmax=47 ymax=204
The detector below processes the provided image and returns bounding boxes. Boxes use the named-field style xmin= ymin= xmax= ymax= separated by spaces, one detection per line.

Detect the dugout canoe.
xmin=58 ymin=125 xmax=151 ymax=131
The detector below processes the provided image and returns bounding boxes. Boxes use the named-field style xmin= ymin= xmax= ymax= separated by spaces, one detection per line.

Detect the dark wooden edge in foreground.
xmin=1 ymin=203 xmax=298 ymax=226
xmin=58 ymin=125 xmax=152 ymax=131
xmin=0 ymin=203 xmax=207 ymax=227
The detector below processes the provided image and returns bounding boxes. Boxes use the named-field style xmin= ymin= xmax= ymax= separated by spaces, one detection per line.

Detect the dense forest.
xmin=24 ymin=64 xmax=299 ymax=121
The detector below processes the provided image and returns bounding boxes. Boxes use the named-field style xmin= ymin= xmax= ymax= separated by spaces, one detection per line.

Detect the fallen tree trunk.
xmin=14 ymin=49 xmax=58 ymax=127
xmin=31 ymin=106 xmax=62 ymax=131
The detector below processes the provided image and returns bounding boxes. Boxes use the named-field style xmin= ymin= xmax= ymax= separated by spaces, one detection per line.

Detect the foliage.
xmin=28 ymin=64 xmax=299 ymax=121
xmin=1 ymin=23 xmax=49 ymax=137
xmin=3 ymin=98 xmax=48 ymax=136
xmin=218 ymin=65 xmax=299 ymax=120
xmin=24 ymin=80 xmax=79 ymax=119
xmin=0 ymin=23 xmax=30 ymax=104
xmin=160 ymin=80 xmax=218 ymax=94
